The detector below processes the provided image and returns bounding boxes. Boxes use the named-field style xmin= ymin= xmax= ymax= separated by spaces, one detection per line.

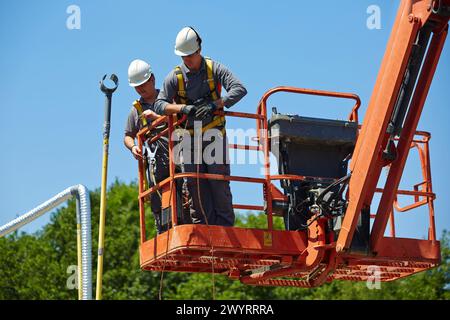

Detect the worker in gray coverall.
xmin=124 ymin=59 xmax=190 ymax=234
xmin=153 ymin=27 xmax=247 ymax=227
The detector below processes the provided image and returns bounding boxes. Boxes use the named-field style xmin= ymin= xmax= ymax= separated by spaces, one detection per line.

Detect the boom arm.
xmin=337 ymin=0 xmax=449 ymax=253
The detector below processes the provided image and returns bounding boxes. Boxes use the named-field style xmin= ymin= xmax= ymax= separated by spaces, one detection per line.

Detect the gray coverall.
xmin=154 ymin=58 xmax=247 ymax=227
xmin=125 ymin=96 xmax=190 ymax=233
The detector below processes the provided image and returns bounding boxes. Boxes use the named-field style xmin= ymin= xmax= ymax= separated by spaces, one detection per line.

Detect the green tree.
xmin=0 ymin=181 xmax=448 ymax=300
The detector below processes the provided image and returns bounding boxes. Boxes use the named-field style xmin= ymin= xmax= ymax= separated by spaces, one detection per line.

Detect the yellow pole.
xmin=96 ymin=74 xmax=118 ymax=300
xmin=96 ymin=140 xmax=109 ymax=300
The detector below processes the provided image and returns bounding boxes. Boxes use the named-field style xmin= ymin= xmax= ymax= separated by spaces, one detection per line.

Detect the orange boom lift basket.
xmin=137 ymin=0 xmax=449 ymax=287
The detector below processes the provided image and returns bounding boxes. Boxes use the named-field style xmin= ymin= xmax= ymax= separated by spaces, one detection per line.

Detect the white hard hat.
xmin=128 ymin=59 xmax=152 ymax=87
xmin=174 ymin=27 xmax=201 ymax=56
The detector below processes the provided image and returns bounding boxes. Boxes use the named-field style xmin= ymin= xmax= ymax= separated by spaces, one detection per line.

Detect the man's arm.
xmin=154 ymin=72 xmax=187 ymax=115
xmin=214 ymin=61 xmax=247 ymax=108
xmin=161 ymin=103 xmax=185 ymax=115
xmin=124 ymin=108 xmax=142 ymax=160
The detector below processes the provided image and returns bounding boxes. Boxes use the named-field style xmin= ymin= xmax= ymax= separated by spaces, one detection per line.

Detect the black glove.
xmin=195 ymin=102 xmax=217 ymax=120
xmin=180 ymin=104 xmax=197 ymax=116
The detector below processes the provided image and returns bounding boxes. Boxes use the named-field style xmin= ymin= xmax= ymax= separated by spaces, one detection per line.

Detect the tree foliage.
xmin=0 ymin=181 xmax=448 ymax=300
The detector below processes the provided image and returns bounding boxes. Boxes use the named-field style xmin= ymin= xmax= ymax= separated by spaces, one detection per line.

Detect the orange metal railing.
xmin=136 ymin=87 xmax=361 ymax=243
xmin=373 ymin=131 xmax=436 ymax=241
xmin=255 ymin=87 xmax=361 ymax=231
xmin=136 ymin=86 xmax=435 ymax=247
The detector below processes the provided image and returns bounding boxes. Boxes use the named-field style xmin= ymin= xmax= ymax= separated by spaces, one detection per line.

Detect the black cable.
xmin=297 ymin=173 xmax=352 ymax=229
xmin=159 ymin=117 xmax=189 ymax=300
xmin=194 ymin=123 xmax=217 ymax=300
xmin=316 ymin=173 xmax=351 ymax=205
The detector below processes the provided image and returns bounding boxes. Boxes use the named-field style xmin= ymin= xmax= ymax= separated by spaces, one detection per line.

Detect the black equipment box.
xmin=269 ymin=114 xmax=358 ymax=179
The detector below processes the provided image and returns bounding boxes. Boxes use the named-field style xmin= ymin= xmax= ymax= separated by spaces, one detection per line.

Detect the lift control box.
xmin=269 ymin=113 xmax=358 ymax=179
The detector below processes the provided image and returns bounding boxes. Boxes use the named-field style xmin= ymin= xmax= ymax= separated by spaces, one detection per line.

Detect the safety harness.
xmin=132 ymin=99 xmax=156 ymax=193
xmin=174 ymin=57 xmax=226 ymax=135
xmin=133 ymin=99 xmax=149 ymax=127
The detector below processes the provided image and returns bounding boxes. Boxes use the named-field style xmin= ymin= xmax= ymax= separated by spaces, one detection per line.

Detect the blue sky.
xmin=0 ymin=0 xmax=449 ymax=240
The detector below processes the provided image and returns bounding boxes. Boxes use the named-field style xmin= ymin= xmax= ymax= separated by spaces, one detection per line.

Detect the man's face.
xmin=135 ymin=75 xmax=155 ymax=99
xmin=182 ymin=50 xmax=202 ymax=71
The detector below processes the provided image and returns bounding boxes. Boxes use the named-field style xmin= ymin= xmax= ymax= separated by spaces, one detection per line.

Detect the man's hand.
xmin=180 ymin=104 xmax=197 ymax=116
xmin=131 ymin=145 xmax=142 ymax=160
xmin=213 ymin=99 xmax=224 ymax=109
xmin=195 ymin=102 xmax=217 ymax=119
xmin=141 ymin=109 xmax=160 ymax=120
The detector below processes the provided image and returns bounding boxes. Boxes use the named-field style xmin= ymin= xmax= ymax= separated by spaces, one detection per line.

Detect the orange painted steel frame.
xmin=137 ymin=88 xmax=363 ymax=287
xmin=137 ymin=87 xmax=360 ymax=240
xmin=136 ymin=0 xmax=447 ymax=287
xmin=337 ymin=0 xmax=448 ymax=254
xmin=137 ymin=90 xmax=438 ymax=287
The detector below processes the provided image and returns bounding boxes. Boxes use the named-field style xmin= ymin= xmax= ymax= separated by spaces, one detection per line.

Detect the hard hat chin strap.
xmin=188 ymin=26 xmax=202 ymax=47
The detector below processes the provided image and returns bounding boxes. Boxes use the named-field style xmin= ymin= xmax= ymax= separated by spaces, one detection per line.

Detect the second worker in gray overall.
xmin=125 ymin=59 xmax=190 ymax=233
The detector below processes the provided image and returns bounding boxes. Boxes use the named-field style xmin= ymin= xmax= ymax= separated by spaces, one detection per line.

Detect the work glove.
xmin=195 ymin=102 xmax=217 ymax=120
xmin=180 ymin=104 xmax=197 ymax=116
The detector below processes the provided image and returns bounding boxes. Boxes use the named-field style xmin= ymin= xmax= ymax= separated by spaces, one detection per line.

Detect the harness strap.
xmin=133 ymin=100 xmax=148 ymax=127
xmin=175 ymin=67 xmax=188 ymax=105
xmin=205 ymin=57 xmax=226 ymax=128
xmin=174 ymin=57 xmax=226 ymax=132
xmin=205 ymin=57 xmax=219 ymax=101
xmin=186 ymin=117 xmax=226 ymax=135
xmin=133 ymin=100 xmax=151 ymax=192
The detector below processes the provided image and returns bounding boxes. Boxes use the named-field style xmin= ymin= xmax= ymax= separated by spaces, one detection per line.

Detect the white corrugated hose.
xmin=0 ymin=184 xmax=92 ymax=300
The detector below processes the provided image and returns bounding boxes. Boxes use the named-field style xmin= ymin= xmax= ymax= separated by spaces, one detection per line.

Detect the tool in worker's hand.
xmin=147 ymin=143 xmax=159 ymax=160
xmin=96 ymin=73 xmax=118 ymax=300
